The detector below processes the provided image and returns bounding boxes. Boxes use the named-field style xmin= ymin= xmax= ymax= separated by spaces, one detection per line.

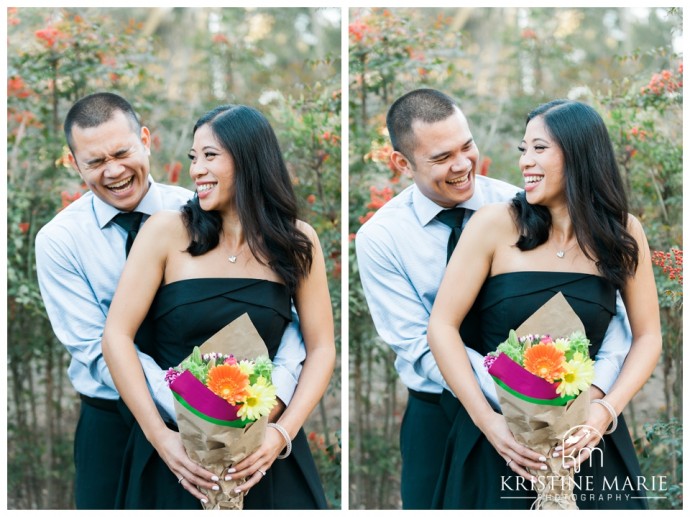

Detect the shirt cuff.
xmin=592 ymin=358 xmax=621 ymax=395
xmin=152 ymin=382 xmax=176 ymax=424
xmin=272 ymin=365 xmax=297 ymax=406
xmin=466 ymin=349 xmax=500 ymax=411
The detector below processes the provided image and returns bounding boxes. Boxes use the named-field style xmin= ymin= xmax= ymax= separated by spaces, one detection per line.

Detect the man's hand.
xmin=268 ymin=398 xmax=286 ymax=423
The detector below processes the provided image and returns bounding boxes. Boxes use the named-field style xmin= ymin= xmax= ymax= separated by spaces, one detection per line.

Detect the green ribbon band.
xmin=493 ymin=378 xmax=577 ymax=406
xmin=173 ymin=392 xmax=251 ymax=427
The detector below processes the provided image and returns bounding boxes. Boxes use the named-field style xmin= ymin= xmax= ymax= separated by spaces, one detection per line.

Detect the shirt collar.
xmin=93 ymin=176 xmax=159 ymax=228
xmin=412 ymin=175 xmax=489 ymax=226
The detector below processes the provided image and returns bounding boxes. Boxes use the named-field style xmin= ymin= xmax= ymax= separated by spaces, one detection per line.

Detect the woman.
xmin=427 ymin=100 xmax=661 ymax=509
xmin=102 ymin=105 xmax=335 ymax=509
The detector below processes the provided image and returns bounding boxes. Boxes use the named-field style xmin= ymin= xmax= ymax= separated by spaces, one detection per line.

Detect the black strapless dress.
xmin=115 ymin=278 xmax=328 ymax=509
xmin=432 ymin=272 xmax=647 ymax=509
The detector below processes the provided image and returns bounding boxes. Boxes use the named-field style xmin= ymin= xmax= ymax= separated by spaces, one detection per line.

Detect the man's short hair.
xmin=386 ymin=89 xmax=459 ymax=166
xmin=64 ymin=92 xmax=141 ymax=152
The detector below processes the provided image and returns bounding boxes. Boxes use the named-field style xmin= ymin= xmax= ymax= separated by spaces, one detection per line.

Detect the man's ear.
xmin=67 ymin=153 xmax=82 ymax=177
xmin=390 ymin=150 xmax=413 ymax=178
xmin=140 ymin=126 xmax=151 ymax=155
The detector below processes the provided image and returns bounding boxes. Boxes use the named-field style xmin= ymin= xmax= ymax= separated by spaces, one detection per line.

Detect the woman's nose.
xmin=190 ymin=162 xmax=206 ymax=178
xmin=519 ymin=152 xmax=534 ymax=170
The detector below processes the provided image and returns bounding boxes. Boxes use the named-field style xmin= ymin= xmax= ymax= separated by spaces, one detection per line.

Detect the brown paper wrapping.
xmin=175 ymin=313 xmax=270 ymax=510
xmin=495 ymin=292 xmax=590 ymax=510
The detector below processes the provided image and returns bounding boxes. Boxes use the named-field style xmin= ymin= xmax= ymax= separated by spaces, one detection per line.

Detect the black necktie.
xmin=112 ymin=212 xmax=144 ymax=257
xmin=435 ymin=207 xmax=466 ymax=263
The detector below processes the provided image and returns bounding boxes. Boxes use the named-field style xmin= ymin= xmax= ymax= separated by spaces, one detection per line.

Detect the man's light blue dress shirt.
xmin=356 ymin=175 xmax=631 ymax=408
xmin=36 ymin=179 xmax=304 ymax=422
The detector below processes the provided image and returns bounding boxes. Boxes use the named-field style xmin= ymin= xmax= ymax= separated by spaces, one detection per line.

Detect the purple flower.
xmin=165 ymin=368 xmax=182 ymax=386
xmin=484 ymin=354 xmax=498 ymax=371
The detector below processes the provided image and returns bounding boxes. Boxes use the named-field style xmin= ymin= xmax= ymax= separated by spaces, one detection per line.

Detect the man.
xmin=355 ymin=89 xmax=631 ymax=509
xmin=35 ymin=92 xmax=305 ymax=508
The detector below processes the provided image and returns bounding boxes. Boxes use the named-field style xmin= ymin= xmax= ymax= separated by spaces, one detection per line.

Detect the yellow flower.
xmin=238 ymin=360 xmax=255 ymax=377
xmin=556 ymin=352 xmax=595 ymax=397
xmin=237 ymin=376 xmax=277 ymax=421
xmin=553 ymin=338 xmax=569 ymax=353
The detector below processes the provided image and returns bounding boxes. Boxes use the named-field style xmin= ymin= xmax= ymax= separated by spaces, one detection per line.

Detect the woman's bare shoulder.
xmin=144 ymin=210 xmax=186 ymax=230
xmin=138 ymin=210 xmax=188 ymax=244
xmin=296 ymin=218 xmax=319 ymax=240
xmin=468 ymin=202 xmax=514 ymax=229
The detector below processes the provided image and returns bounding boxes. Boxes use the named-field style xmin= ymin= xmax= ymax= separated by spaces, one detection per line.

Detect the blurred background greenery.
xmin=348 ymin=7 xmax=682 ymax=509
xmin=7 ymin=7 xmax=341 ymax=509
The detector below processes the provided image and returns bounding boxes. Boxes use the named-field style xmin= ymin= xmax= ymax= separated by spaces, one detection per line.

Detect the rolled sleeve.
xmin=271 ymin=306 xmax=306 ymax=405
xmin=592 ymin=292 xmax=632 ymax=394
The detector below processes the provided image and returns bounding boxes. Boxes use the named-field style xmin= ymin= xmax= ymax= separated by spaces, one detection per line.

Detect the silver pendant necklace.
xmin=556 ymin=241 xmax=577 ymax=259
xmin=224 ymin=242 xmax=245 ymax=264
xmin=227 ymin=248 xmax=245 ymax=263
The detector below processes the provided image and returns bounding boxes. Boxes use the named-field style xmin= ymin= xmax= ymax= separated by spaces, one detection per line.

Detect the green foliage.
xmin=596 ymin=37 xmax=683 ymax=495
xmin=177 ymin=347 xmax=211 ymax=382
xmin=8 ymin=7 xmax=341 ymax=509
xmin=635 ymin=418 xmax=683 ymax=509
xmin=493 ymin=330 xmax=525 ymax=365
xmin=8 ymin=8 xmax=158 ymax=509
xmin=308 ymin=429 xmax=342 ymax=508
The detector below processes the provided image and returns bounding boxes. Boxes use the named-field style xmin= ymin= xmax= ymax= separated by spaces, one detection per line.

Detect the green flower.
xmin=496 ymin=329 xmax=525 ymax=365
xmin=563 ymin=331 xmax=591 ymax=361
xmin=251 ymin=355 xmax=274 ymax=383
xmin=178 ymin=346 xmax=209 ymax=382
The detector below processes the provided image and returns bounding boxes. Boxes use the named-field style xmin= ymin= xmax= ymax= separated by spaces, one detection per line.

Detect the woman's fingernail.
xmin=211 ymin=475 xmax=219 ymax=482
xmin=555 ymin=446 xmax=563 ymax=452
xmin=540 ymin=465 xmax=548 ymax=471
xmin=225 ymin=475 xmax=232 ymax=481
xmin=201 ymin=499 xmax=208 ymax=504
xmin=563 ymin=463 xmax=571 ymax=469
xmin=234 ymin=488 xmax=242 ymax=493
xmin=530 ymin=477 xmax=537 ymax=483
xmin=553 ymin=452 xmax=560 ymax=458
xmin=539 ymin=456 xmax=547 ymax=462
xmin=212 ymin=485 xmax=220 ymax=491
xmin=227 ymin=468 xmax=236 ymax=473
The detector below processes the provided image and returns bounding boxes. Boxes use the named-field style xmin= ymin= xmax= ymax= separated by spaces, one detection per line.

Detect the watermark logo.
xmin=498 ymin=424 xmax=669 ymax=504
xmin=560 ymin=424 xmax=605 ymax=471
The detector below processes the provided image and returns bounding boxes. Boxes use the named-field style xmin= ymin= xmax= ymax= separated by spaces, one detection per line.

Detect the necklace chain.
xmin=555 ymin=240 xmax=578 ymax=259
xmin=227 ymin=248 xmax=245 ymax=263
xmin=223 ymin=239 xmax=246 ymax=264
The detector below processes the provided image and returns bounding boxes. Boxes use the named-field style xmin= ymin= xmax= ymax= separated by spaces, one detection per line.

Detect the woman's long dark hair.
xmin=510 ymin=100 xmax=638 ymax=289
xmin=181 ymin=104 xmax=312 ymax=295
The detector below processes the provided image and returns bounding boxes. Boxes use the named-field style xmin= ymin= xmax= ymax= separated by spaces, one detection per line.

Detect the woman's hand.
xmin=478 ymin=412 xmax=548 ymax=481
xmin=151 ymin=427 xmax=220 ymax=503
xmin=555 ymin=398 xmax=613 ymax=469
xmin=228 ymin=425 xmax=288 ymax=493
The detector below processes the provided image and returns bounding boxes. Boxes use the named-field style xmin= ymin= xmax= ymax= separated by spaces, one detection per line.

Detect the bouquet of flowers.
xmin=166 ymin=349 xmax=277 ymax=427
xmin=485 ymin=331 xmax=594 ymax=404
xmin=167 ymin=313 xmax=277 ymax=510
xmin=484 ymin=293 xmax=595 ymax=510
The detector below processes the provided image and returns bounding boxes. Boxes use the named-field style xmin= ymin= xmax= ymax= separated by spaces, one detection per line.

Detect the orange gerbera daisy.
xmin=523 ymin=343 xmax=566 ymax=383
xmin=206 ymin=364 xmax=249 ymax=404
